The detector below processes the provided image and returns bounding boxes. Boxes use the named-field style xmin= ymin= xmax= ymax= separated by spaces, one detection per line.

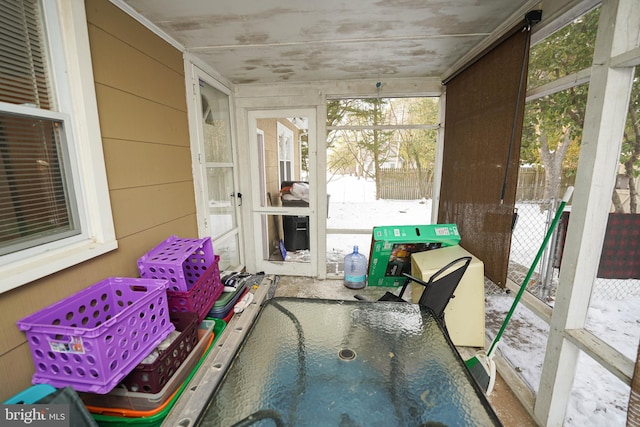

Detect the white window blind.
xmin=0 ymin=0 xmax=80 ymax=256
xmin=0 ymin=0 xmax=51 ymax=108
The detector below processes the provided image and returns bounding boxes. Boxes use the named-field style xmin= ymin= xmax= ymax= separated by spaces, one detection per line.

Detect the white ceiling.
xmin=119 ymin=0 xmax=536 ymax=85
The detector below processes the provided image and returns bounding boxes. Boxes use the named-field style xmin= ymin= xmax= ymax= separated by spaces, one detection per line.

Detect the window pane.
xmin=207 ymin=166 xmax=236 ymax=239
xmin=326 ymin=97 xmax=438 ymax=273
xmin=260 ymin=214 xmax=310 ymax=265
xmin=527 ymin=6 xmax=599 ymax=89
xmin=585 ymin=66 xmax=640 ymax=358
xmin=214 ymin=233 xmax=240 ymax=270
xmin=0 ymin=112 xmax=79 ymax=255
xmin=327 ymin=97 xmax=439 ymax=127
xmin=326 ymin=232 xmax=372 ymax=276
xmin=0 ymin=0 xmax=52 ymax=109
xmin=512 ymin=84 xmax=586 ymax=305
xmin=201 ymin=82 xmax=231 ymax=163
xmin=565 ymin=352 xmax=630 ymax=426
xmin=485 ymin=286 xmax=550 ymax=393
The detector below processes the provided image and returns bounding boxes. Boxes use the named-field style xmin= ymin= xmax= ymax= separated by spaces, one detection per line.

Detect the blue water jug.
xmin=344 ymin=245 xmax=367 ymax=289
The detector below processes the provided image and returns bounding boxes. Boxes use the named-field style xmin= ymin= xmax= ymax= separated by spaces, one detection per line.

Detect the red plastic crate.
xmin=16 ymin=277 xmax=174 ymax=394
xmin=167 ymin=255 xmax=223 ymax=322
xmin=138 ymin=236 xmax=215 ymax=292
xmin=118 ymin=311 xmax=199 ymax=394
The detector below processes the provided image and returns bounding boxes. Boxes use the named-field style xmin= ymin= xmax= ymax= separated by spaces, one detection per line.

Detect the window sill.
xmin=0 ymin=239 xmax=119 ymax=294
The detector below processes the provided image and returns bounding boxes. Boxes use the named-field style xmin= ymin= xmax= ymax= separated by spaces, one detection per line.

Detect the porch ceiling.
xmin=118 ymin=0 xmax=536 ymax=85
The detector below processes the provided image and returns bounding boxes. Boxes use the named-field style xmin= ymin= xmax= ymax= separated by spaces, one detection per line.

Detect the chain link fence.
xmin=508 ymin=201 xmax=640 ymax=302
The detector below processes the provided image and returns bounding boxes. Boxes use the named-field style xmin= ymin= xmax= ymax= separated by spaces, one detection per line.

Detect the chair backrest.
xmin=403 ymin=256 xmax=472 ymax=319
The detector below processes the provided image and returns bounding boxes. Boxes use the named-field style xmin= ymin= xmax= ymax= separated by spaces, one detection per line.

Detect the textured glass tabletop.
xmin=198 ymin=297 xmax=501 ymax=426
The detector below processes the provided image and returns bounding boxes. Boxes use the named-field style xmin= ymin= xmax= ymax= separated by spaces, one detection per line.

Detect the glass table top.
xmin=197 ymin=297 xmax=501 ymax=426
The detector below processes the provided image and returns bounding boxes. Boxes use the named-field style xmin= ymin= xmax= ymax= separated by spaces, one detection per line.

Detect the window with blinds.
xmin=0 ymin=0 xmax=80 ymax=256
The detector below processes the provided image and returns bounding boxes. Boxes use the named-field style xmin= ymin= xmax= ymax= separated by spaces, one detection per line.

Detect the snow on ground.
xmin=326 ymin=174 xmax=432 ymax=261
xmin=325 ymin=174 xmax=640 ymax=426
xmin=485 ymin=295 xmax=638 ymax=426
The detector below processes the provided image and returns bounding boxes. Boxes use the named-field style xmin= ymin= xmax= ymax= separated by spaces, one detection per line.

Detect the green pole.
xmin=486 ymin=186 xmax=574 ymax=357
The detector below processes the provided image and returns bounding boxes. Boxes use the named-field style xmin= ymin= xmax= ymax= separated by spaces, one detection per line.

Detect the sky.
xmin=325 ymin=174 xmax=640 ymax=426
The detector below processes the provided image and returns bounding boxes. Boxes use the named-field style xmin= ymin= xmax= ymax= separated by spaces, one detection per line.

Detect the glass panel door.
xmin=198 ymin=77 xmax=241 ymax=269
xmin=248 ymin=109 xmax=317 ymax=276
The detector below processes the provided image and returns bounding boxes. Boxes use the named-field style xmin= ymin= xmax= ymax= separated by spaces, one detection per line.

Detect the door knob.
xmin=231 ymin=192 xmax=242 ymax=206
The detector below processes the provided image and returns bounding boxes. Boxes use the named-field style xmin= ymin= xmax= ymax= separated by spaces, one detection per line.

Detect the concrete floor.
xmin=273 ymin=275 xmax=539 ymax=427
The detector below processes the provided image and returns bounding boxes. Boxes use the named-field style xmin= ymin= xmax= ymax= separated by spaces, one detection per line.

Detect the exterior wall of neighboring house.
xmin=0 ymin=0 xmax=197 ymax=401
xmin=257 ymin=118 xmax=301 ymax=250
xmin=257 ymin=119 xmax=282 ymax=207
xmin=613 ymin=171 xmax=640 ymax=213
xmin=257 ymin=118 xmax=301 ymax=205
xmin=286 ymin=121 xmax=302 ymax=183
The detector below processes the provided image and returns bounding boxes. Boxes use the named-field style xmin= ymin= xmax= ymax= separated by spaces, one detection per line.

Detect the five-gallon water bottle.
xmin=344 ymin=245 xmax=367 ymax=289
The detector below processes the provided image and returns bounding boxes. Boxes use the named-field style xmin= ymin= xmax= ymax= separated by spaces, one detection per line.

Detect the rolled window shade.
xmin=438 ymin=24 xmax=531 ymax=287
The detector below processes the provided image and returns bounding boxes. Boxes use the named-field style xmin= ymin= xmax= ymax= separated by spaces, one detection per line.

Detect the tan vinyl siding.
xmin=0 ymin=0 xmax=195 ymax=400
xmin=110 ymin=182 xmax=197 ymax=238
xmin=95 ymin=85 xmax=189 ymax=145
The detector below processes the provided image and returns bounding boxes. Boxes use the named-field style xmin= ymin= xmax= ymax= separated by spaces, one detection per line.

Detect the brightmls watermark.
xmin=1 ymin=405 xmax=69 ymax=426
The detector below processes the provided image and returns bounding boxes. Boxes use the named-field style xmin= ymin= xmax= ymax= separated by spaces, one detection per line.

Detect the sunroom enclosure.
xmin=0 ymin=0 xmax=639 ymax=425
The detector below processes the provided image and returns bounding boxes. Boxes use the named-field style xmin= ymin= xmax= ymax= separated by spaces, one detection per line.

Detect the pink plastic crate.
xmin=167 ymin=255 xmax=223 ymax=322
xmin=137 ymin=236 xmax=215 ymax=292
xmin=16 ymin=277 xmax=175 ymax=394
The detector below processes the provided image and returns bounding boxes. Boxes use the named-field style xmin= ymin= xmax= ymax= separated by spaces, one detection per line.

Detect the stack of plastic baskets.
xmin=16 ymin=277 xmax=175 ymax=394
xmin=138 ymin=236 xmax=223 ymax=322
xmin=208 ymin=282 xmax=249 ymax=323
xmin=85 ymin=318 xmax=226 ymax=427
xmin=118 ymin=311 xmax=200 ymax=393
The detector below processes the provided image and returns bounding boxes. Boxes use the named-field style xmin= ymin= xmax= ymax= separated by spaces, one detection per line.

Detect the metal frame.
xmin=161 ymin=276 xmax=273 ymax=427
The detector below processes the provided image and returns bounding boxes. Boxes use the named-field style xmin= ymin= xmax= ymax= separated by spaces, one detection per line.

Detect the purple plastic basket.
xmin=16 ymin=277 xmax=175 ymax=394
xmin=137 ymin=235 xmax=215 ymax=292
xmin=168 ymin=255 xmax=223 ymax=323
